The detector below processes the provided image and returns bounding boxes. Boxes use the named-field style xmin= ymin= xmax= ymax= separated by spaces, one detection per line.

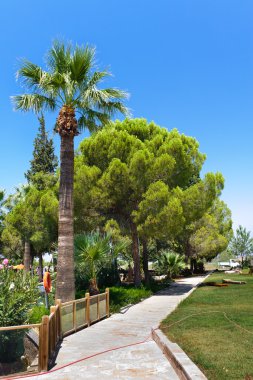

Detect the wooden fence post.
xmin=50 ymin=306 xmax=56 ymax=355
xmin=73 ymin=301 xmax=77 ymax=331
xmin=39 ymin=315 xmax=49 ymax=372
xmin=86 ymin=292 xmax=90 ymax=326
xmin=97 ymin=294 xmax=100 ymax=320
xmin=55 ymin=299 xmax=62 ymax=339
xmin=106 ymin=288 xmax=110 ymax=317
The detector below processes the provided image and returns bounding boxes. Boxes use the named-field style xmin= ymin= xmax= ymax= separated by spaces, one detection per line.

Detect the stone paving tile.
xmin=19 ymin=276 xmax=206 ymax=380
xmin=40 ymin=341 xmax=178 ymax=380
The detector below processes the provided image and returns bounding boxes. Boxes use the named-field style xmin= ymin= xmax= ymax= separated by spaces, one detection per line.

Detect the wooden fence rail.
xmin=0 ymin=288 xmax=110 ymax=374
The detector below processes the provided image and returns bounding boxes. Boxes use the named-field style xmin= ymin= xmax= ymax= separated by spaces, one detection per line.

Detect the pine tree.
xmin=25 ymin=115 xmax=58 ymax=184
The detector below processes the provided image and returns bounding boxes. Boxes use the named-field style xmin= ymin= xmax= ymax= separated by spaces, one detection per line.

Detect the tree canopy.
xmin=25 ymin=114 xmax=58 ymax=186
xmin=74 ymin=118 xmax=230 ymax=283
xmin=229 ymin=225 xmax=253 ymax=265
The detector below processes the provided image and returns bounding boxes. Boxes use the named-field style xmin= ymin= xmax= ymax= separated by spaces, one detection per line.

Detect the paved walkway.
xmin=25 ymin=276 xmax=207 ymax=380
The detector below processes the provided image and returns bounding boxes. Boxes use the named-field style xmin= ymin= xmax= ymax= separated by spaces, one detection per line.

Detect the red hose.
xmin=4 ymin=332 xmax=155 ymax=380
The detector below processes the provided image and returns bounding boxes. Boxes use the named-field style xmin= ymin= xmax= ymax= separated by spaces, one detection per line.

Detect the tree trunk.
xmin=38 ymin=252 xmax=43 ymax=282
xmin=142 ymin=239 xmax=150 ymax=286
xmin=30 ymin=252 xmax=35 ymax=273
xmin=56 ymin=135 xmax=75 ymax=302
xmin=24 ymin=240 xmax=31 ymax=273
xmin=190 ymin=257 xmax=197 ymax=273
xmin=130 ymin=220 xmax=141 ymax=287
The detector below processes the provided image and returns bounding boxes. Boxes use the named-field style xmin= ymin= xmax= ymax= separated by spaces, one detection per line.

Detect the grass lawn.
xmin=160 ymin=271 xmax=253 ymax=380
xmin=109 ymin=281 xmax=171 ymax=313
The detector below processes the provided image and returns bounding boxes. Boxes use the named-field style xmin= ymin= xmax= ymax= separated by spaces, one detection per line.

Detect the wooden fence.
xmin=0 ymin=288 xmax=110 ymax=374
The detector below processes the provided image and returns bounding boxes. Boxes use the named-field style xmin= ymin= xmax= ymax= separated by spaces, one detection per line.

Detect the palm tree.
xmin=12 ymin=41 xmax=129 ymax=302
xmin=156 ymin=251 xmax=186 ymax=279
xmin=74 ymin=232 xmax=112 ymax=293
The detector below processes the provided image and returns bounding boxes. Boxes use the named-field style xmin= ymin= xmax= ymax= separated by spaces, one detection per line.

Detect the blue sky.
xmin=0 ymin=0 xmax=252 ymax=232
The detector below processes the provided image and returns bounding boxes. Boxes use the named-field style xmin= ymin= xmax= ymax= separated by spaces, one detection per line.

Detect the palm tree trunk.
xmin=142 ymin=239 xmax=150 ymax=286
xmin=24 ymin=240 xmax=31 ymax=273
xmin=130 ymin=220 xmax=141 ymax=287
xmin=56 ymin=134 xmax=75 ymax=302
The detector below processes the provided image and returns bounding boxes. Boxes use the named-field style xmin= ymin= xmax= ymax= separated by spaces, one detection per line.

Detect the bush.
xmin=156 ymin=251 xmax=186 ymax=279
xmin=109 ymin=286 xmax=152 ymax=313
xmin=0 ymin=263 xmax=39 ymax=362
xmin=98 ymin=265 xmax=121 ymax=288
xmin=75 ymin=266 xmax=90 ymax=293
xmin=28 ymin=305 xmax=49 ymax=323
xmin=0 ymin=266 xmax=39 ymax=327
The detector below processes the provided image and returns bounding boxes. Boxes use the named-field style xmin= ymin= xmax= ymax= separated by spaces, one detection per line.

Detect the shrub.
xmin=0 ymin=266 xmax=39 ymax=326
xmin=0 ymin=263 xmax=39 ymax=362
xmin=28 ymin=305 xmax=49 ymax=323
xmin=109 ymin=286 xmax=152 ymax=313
xmin=156 ymin=251 xmax=186 ymax=279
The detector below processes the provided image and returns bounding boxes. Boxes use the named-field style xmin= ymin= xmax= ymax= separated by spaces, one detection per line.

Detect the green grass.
xmin=161 ymin=271 xmax=253 ymax=380
xmin=109 ymin=281 xmax=171 ymax=313
xmin=109 ymin=286 xmax=152 ymax=313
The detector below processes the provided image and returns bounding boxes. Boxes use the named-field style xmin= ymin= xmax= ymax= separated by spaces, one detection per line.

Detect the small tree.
xmin=74 ymin=232 xmax=112 ymax=293
xmin=229 ymin=225 xmax=253 ymax=266
xmin=25 ymin=114 xmax=58 ymax=186
xmin=156 ymin=251 xmax=185 ymax=279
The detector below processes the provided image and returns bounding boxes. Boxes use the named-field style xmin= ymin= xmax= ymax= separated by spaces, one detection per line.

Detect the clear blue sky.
xmin=0 ymin=0 xmax=252 ymax=232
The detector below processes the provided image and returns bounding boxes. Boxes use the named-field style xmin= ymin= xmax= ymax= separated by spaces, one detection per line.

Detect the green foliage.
xmin=156 ymin=251 xmax=186 ymax=278
xmin=74 ymin=161 xmax=103 ymax=232
xmin=109 ymin=286 xmax=152 ymax=313
xmin=177 ymin=182 xmax=232 ymax=261
xmin=2 ymin=177 xmax=58 ymax=258
xmin=75 ymin=268 xmax=90 ymax=294
xmin=12 ymin=40 xmax=129 ymax=131
xmin=0 ymin=190 xmax=5 ymax=252
xmin=133 ymin=181 xmax=185 ymax=240
xmin=0 ymin=189 xmax=4 ymax=227
xmin=74 ymin=232 xmax=112 ymax=285
xmin=25 ymin=114 xmax=58 ymax=186
xmin=229 ymin=225 xmax=253 ymax=265
xmin=27 ymin=305 xmax=49 ymax=323
xmin=76 ymin=118 xmax=210 ymax=283
xmin=0 ymin=266 xmax=39 ymax=362
xmin=0 ymin=266 xmax=39 ymax=327
xmin=109 ymin=280 xmax=172 ymax=314
xmin=1 ymin=225 xmax=23 ymax=260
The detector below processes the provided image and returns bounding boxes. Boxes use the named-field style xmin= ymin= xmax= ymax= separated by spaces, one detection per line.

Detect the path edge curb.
xmin=152 ymin=328 xmax=207 ymax=380
xmin=151 ymin=273 xmax=212 ymax=380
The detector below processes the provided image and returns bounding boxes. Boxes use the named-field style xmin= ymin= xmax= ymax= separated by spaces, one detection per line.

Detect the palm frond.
xmin=97 ymin=100 xmax=130 ymax=117
xmin=39 ymin=72 xmax=65 ymax=96
xmin=74 ymin=232 xmax=111 ymax=264
xmin=79 ymin=86 xmax=108 ymax=105
xmin=11 ymin=94 xmax=56 ymax=113
xmin=77 ymin=111 xmax=111 ymax=133
xmin=14 ymin=40 xmax=129 ymax=123
xmin=87 ymin=71 xmax=111 ymax=87
xmin=69 ymin=45 xmax=96 ymax=82
xmin=46 ymin=40 xmax=71 ymax=73
xmin=99 ymin=88 xmax=129 ymax=100
xmin=79 ymin=86 xmax=129 ymax=106
xmin=16 ymin=60 xmax=44 ymax=90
